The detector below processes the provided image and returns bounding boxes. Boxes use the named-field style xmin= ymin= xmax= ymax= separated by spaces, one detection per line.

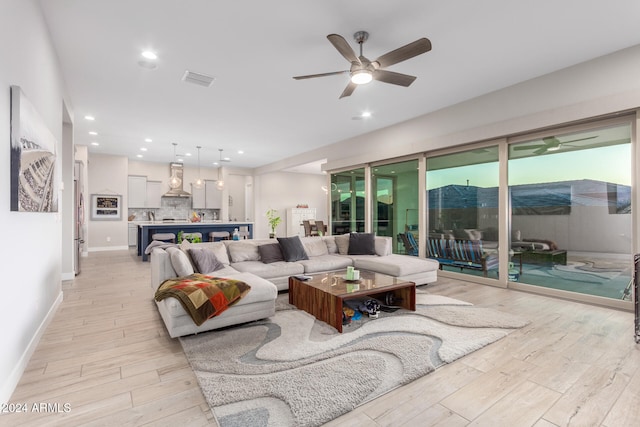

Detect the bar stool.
xmin=151 ymin=232 xmax=176 ymax=243
xmin=181 ymin=232 xmax=202 ymax=242
xmin=209 ymin=231 xmax=230 ymax=242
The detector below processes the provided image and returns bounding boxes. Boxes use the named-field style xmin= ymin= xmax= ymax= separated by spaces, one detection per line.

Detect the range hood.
xmin=163 ymin=162 xmax=191 ymax=198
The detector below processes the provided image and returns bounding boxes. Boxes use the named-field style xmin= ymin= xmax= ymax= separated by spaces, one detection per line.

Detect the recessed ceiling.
xmin=38 ymin=0 xmax=640 ymax=170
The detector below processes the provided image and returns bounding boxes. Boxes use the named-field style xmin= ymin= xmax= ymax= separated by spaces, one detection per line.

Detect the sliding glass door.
xmin=330 ymin=168 xmax=365 ymax=234
xmin=372 ymin=159 xmax=419 ymax=254
xmin=426 ymin=147 xmax=500 ymax=278
xmin=508 ymin=123 xmax=632 ymax=299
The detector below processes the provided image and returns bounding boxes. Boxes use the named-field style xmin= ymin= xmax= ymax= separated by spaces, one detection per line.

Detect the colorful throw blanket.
xmin=155 ymin=274 xmax=251 ymax=326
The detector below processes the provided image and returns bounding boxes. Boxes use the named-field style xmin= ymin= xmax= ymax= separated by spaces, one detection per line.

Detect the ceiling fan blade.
xmin=558 ymin=136 xmax=598 ymax=144
xmin=293 ymin=70 xmax=349 ymax=80
xmin=375 ymin=38 xmax=432 ymax=68
xmin=327 ymin=34 xmax=360 ymax=64
xmin=533 ymin=147 xmax=549 ymax=155
xmin=512 ymin=144 xmax=547 ymax=151
xmin=339 ymin=81 xmax=357 ymax=99
xmin=373 ymin=69 xmax=417 ymax=87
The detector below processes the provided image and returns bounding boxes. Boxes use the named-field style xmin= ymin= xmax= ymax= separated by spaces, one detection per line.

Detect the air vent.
xmin=182 ymin=70 xmax=215 ymax=87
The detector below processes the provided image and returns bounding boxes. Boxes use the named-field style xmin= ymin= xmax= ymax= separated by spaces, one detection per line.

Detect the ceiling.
xmin=39 ymin=0 xmax=640 ymax=172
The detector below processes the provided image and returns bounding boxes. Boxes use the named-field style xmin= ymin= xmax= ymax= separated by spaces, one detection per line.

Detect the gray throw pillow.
xmin=258 ymin=243 xmax=284 ymax=264
xmin=348 ymin=233 xmax=376 ymax=255
xmin=188 ymin=248 xmax=224 ymax=273
xmin=334 ymin=234 xmax=350 ymax=255
xmin=167 ymin=247 xmax=194 ymax=277
xmin=277 ymin=236 xmax=309 ymax=262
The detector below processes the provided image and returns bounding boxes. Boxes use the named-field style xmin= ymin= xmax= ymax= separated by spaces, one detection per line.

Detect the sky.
xmin=427 ymin=143 xmax=631 ymax=189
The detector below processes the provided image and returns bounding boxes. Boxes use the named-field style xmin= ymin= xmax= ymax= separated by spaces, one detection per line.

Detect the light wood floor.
xmin=4 ymin=249 xmax=639 ymax=426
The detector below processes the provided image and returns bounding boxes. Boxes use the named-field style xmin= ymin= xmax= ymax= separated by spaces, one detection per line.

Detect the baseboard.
xmin=89 ymin=245 xmax=129 ymax=252
xmin=1 ymin=291 xmax=63 ymax=405
xmin=61 ymin=271 xmax=75 ymax=281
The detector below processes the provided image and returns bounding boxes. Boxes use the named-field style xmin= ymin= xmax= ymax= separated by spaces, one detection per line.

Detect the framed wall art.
xmin=10 ymin=85 xmax=59 ymax=212
xmin=90 ymin=194 xmax=122 ymax=220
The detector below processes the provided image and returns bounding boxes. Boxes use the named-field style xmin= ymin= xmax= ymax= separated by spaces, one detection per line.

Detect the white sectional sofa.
xmin=150 ymin=234 xmax=439 ymax=337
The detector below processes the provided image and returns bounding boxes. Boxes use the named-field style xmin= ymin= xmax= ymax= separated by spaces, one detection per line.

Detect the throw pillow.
xmin=179 ymin=239 xmax=197 ymax=270
xmin=188 ymin=248 xmax=224 ymax=273
xmin=334 ymin=234 xmax=350 ymax=255
xmin=324 ymin=236 xmax=338 ymax=254
xmin=258 ymin=243 xmax=284 ymax=264
xmin=277 ymin=236 xmax=309 ymax=262
xmin=302 ymin=238 xmax=329 ymax=257
xmin=348 ymin=232 xmax=376 ymax=255
xmin=228 ymin=242 xmax=260 ymax=263
xmin=167 ymin=247 xmax=194 ymax=277
xmin=189 ymin=241 xmax=230 ymax=265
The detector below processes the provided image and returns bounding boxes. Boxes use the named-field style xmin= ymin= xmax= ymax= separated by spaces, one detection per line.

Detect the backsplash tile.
xmin=128 ymin=197 xmax=220 ymax=221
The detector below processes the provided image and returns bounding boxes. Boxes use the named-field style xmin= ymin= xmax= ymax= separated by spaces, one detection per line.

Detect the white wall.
xmin=0 ymin=0 xmax=68 ymax=403
xmin=253 ymin=172 xmax=327 ymax=238
xmin=256 ymin=44 xmax=640 ymax=175
xmin=87 ymin=153 xmax=128 ymax=250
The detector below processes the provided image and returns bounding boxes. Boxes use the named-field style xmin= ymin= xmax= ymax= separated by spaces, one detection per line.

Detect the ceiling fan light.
xmin=547 ymin=145 xmax=561 ymax=152
xmin=351 ymin=70 xmax=372 ymax=85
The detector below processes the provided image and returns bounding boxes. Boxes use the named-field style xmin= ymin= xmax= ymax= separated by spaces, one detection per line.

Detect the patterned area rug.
xmin=180 ymin=290 xmax=528 ymax=427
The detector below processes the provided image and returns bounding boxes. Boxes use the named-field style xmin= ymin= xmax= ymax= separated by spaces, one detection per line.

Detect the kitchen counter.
xmin=136 ymin=221 xmax=254 ymax=261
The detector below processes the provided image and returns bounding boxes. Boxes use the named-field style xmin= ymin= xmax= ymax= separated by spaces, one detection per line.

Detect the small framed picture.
xmin=91 ymin=194 xmax=122 ymax=220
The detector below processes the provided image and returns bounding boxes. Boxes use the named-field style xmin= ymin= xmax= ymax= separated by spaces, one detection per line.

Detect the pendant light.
xmin=168 ymin=143 xmax=182 ymax=189
xmin=216 ymin=149 xmax=224 ymax=190
xmin=193 ymin=146 xmax=204 ymax=189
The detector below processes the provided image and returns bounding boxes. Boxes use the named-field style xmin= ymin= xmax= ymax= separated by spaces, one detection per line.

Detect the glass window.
xmin=373 ymin=159 xmax=419 ymax=254
xmin=426 ymin=147 xmax=500 ymax=278
xmin=508 ymin=123 xmax=632 ymax=299
xmin=330 ymin=168 xmax=365 ymax=234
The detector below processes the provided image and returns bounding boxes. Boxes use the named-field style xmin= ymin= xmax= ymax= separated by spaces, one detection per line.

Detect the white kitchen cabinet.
xmin=128 ymin=224 xmax=138 ymax=247
xmin=146 ymin=181 xmax=162 ymax=208
xmin=205 ymin=180 xmax=223 ymax=209
xmin=128 ymin=175 xmax=147 ymax=208
xmin=191 ymin=183 xmax=206 ymax=209
xmin=286 ymin=208 xmax=317 ymax=236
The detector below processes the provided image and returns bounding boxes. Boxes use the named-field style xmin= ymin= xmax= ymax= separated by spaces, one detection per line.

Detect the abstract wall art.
xmin=10 ymin=85 xmax=59 ymax=212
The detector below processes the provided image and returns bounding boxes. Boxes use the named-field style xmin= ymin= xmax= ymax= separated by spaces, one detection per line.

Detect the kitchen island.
xmin=136 ymin=221 xmax=253 ymax=261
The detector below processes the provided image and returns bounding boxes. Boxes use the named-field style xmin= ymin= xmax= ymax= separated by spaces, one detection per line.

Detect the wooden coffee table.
xmin=288 ymin=269 xmax=416 ymax=333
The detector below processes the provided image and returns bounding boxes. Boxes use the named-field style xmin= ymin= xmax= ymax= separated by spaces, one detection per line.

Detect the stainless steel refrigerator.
xmin=74 ymin=161 xmax=84 ymax=275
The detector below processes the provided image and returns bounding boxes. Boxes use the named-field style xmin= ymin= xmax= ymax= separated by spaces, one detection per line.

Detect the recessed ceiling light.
xmin=141 ymin=50 xmax=157 ymax=60
xmin=136 ymin=154 xmax=143 ymax=158
xmin=361 ymin=111 xmax=372 ymax=118
xmin=185 ymin=152 xmax=192 ymax=157
xmin=212 ymin=161 xmax=219 ymax=166
xmin=178 ymin=158 xmax=184 ymax=162
xmin=223 ymin=157 xmax=231 ymax=161
xmin=237 ymin=150 xmax=244 ymax=154
xmin=84 ymin=115 xmax=95 ymax=121
xmin=91 ymin=142 xmax=99 ymax=146
xmin=89 ymin=131 xmax=97 ymax=135
xmin=140 ymin=147 xmax=147 ymax=152
xmin=144 ymin=138 xmax=152 ymax=143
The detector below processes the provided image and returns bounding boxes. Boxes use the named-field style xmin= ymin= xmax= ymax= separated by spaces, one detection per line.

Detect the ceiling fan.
xmin=513 ymin=136 xmax=598 ymax=155
xmin=293 ymin=31 xmax=432 ymax=99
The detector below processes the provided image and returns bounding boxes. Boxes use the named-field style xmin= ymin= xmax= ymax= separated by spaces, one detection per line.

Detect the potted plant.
xmin=266 ymin=208 xmax=281 ymax=238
